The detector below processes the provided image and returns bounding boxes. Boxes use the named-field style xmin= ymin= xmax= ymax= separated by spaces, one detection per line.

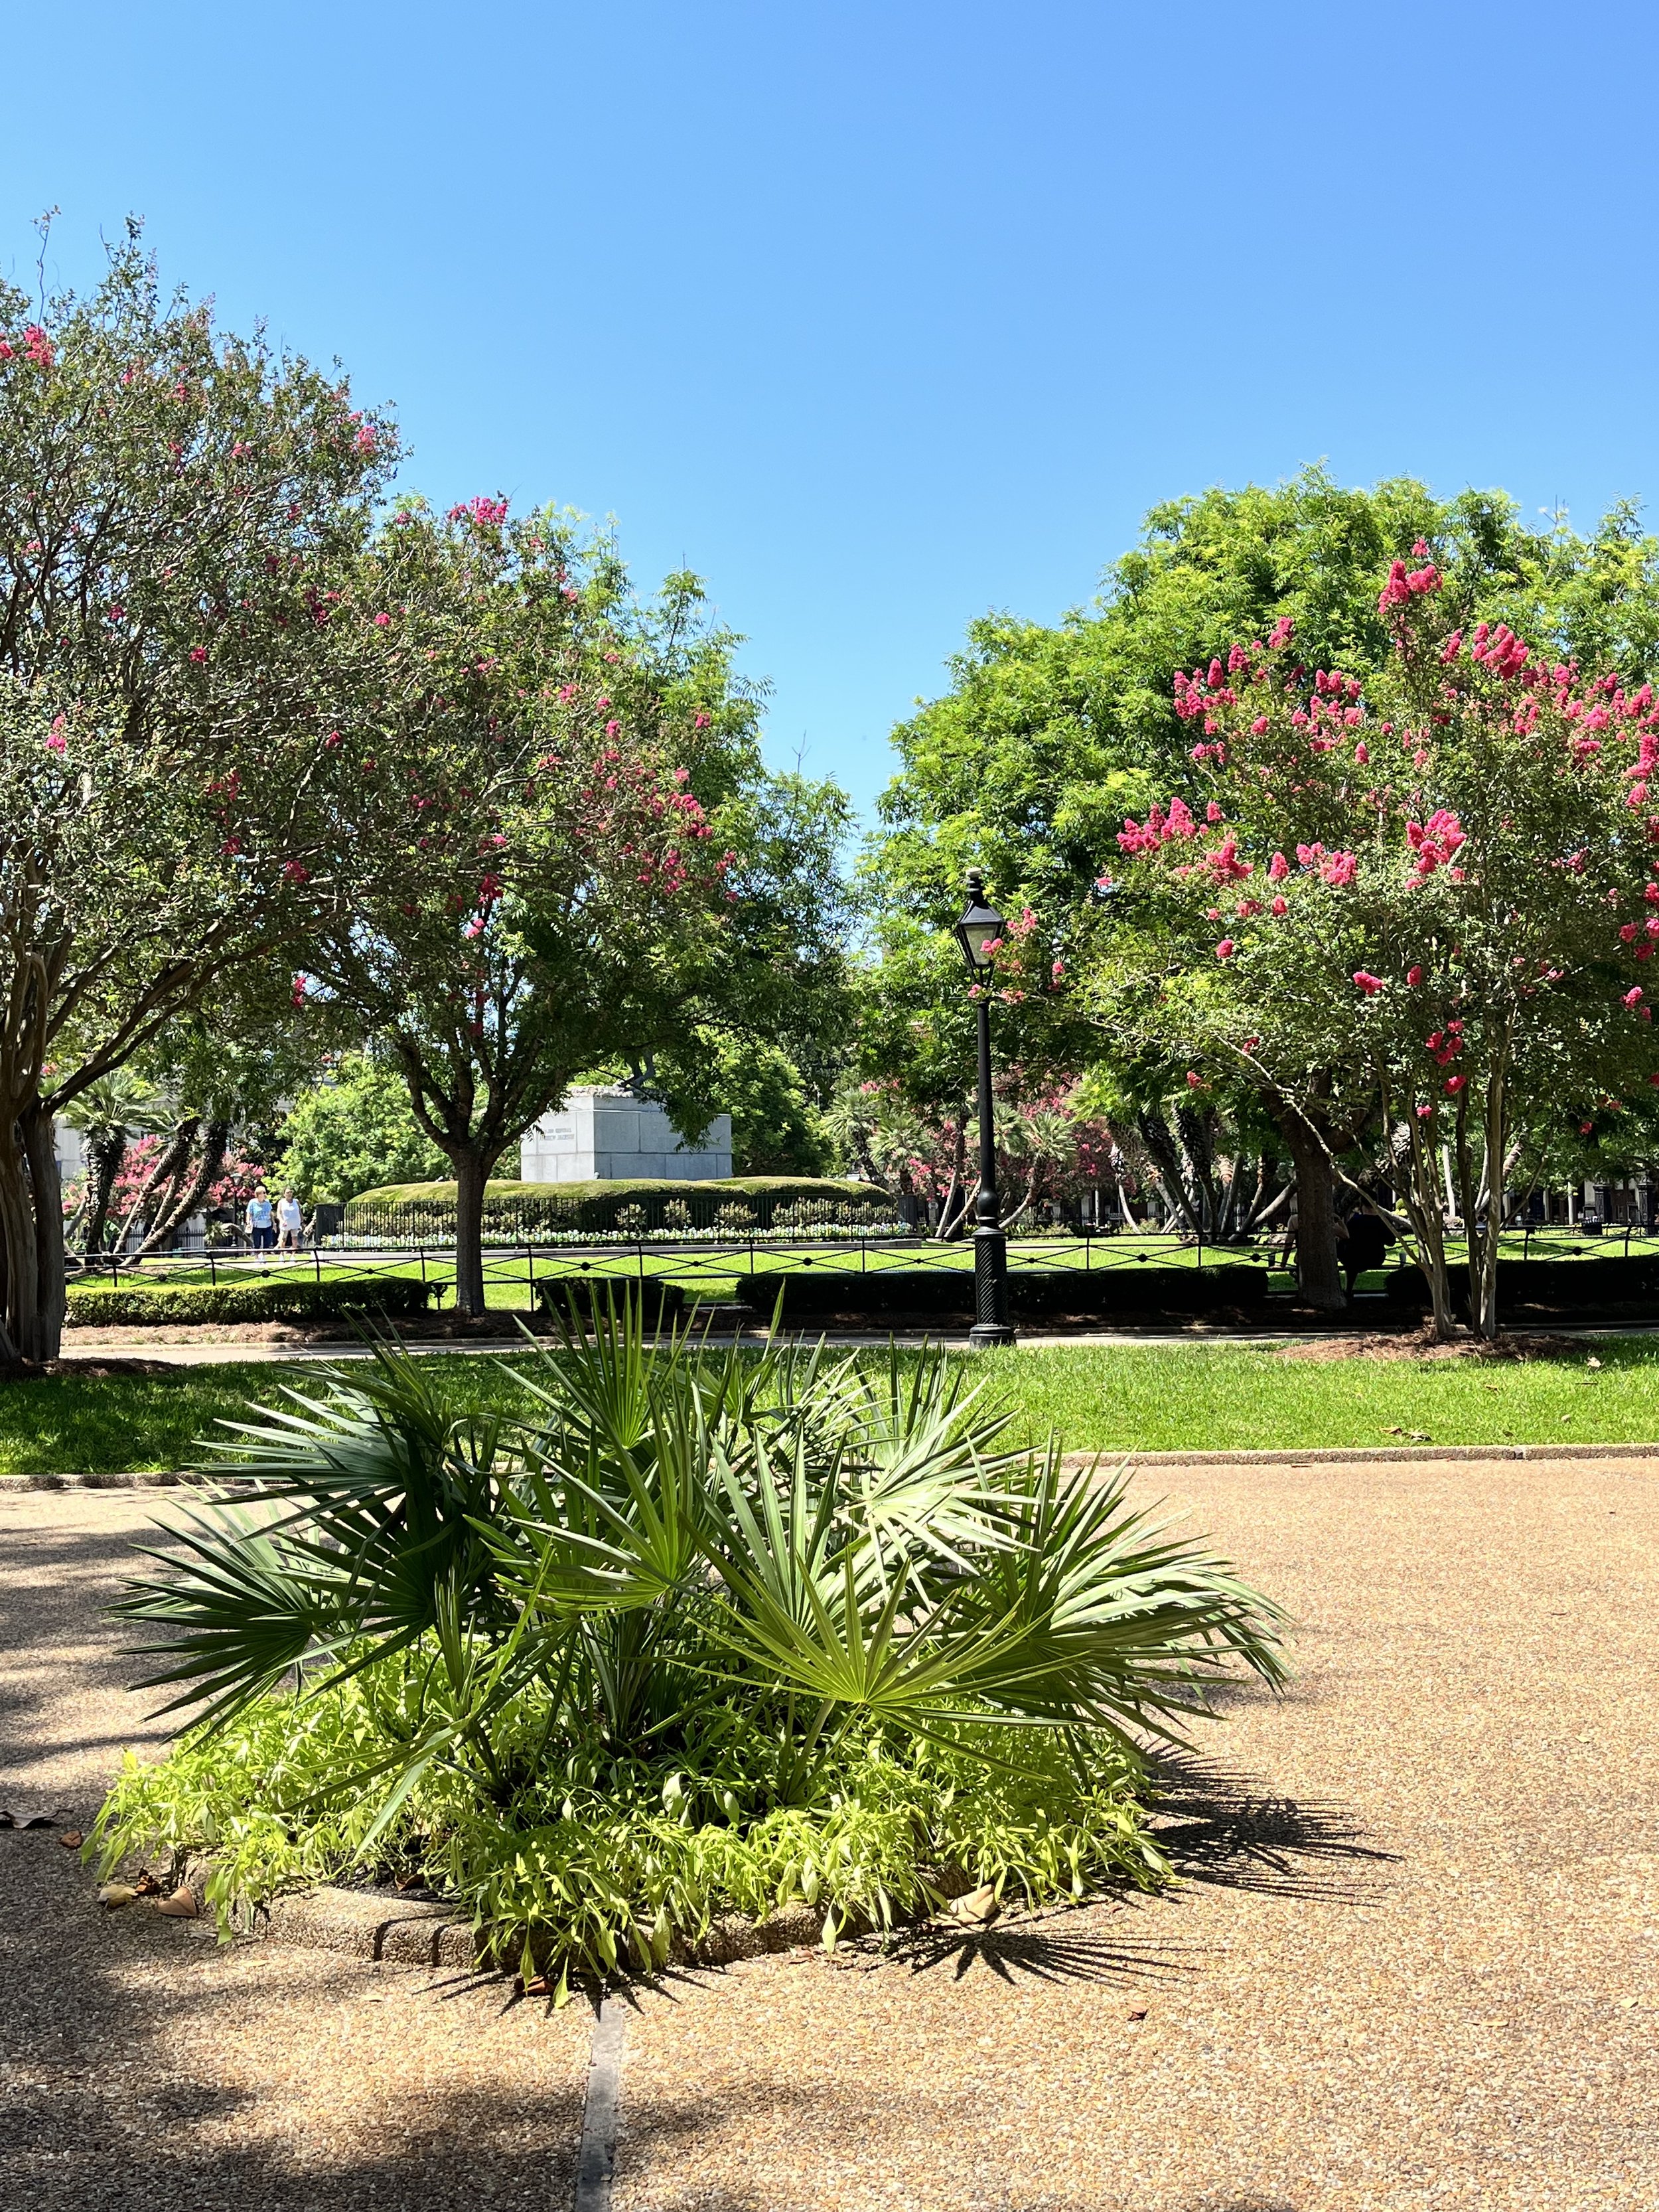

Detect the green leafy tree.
xmin=869 ymin=470 xmax=1659 ymax=1296
xmin=273 ymin=1053 xmax=447 ymax=1205
xmin=277 ymin=500 xmax=792 ymax=1312
xmin=0 ymin=228 xmax=392 ymax=1357
xmin=1100 ymin=563 xmax=1659 ymax=1337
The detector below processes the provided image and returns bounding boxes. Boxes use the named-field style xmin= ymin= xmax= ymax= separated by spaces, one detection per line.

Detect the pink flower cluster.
xmin=1406 ymin=809 xmax=1465 ymax=879
xmin=1425 ymin=1020 xmax=1464 ymax=1070
xmin=1118 ymin=796 xmax=1198 ymax=853
xmin=1377 ymin=557 xmax=1441 ymax=615
xmin=0 ymin=323 xmax=55 ymax=369
xmin=448 ymin=495 xmax=509 ymax=528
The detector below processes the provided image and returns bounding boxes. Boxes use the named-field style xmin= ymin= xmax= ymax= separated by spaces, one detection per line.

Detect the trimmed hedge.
xmin=344 ymin=1175 xmax=894 ymax=1241
xmin=65 ymin=1277 xmax=446 ymax=1330
xmin=1385 ymin=1254 xmax=1659 ymax=1315
xmin=735 ymin=1264 xmax=1273 ymax=1323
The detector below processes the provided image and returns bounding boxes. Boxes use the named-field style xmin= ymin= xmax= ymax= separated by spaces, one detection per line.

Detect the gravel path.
xmin=611 ymin=1454 xmax=1659 ymax=2211
xmin=0 ymin=1489 xmax=592 ymax=2211
xmin=4 ymin=1459 xmax=1655 ymax=2210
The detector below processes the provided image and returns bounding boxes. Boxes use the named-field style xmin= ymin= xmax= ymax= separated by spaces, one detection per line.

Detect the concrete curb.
xmin=17 ymin=1440 xmax=1659 ymax=1494
xmin=228 ymin=1883 xmax=826 ymax=1975
xmin=1060 ymin=1441 xmax=1659 ymax=1469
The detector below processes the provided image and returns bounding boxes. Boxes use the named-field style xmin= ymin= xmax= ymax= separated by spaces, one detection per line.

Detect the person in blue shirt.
xmin=246 ymin=1187 xmax=276 ymax=1253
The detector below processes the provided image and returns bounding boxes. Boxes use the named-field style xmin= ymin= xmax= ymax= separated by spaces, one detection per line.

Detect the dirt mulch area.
xmin=1274 ymin=1327 xmax=1593 ymax=1363
xmin=612 ymin=1453 xmax=1659 ymax=2210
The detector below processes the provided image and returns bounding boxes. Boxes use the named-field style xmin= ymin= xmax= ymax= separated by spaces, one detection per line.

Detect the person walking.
xmin=246 ymin=1185 xmax=275 ymax=1254
xmin=277 ymin=1186 xmax=304 ymax=1256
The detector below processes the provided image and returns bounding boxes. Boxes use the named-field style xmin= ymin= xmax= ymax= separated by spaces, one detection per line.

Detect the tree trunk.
xmin=0 ymin=1126 xmax=35 ymax=1362
xmin=137 ymin=1118 xmax=230 ymax=1256
xmin=82 ymin=1129 xmax=128 ymax=1253
xmin=21 ymin=1107 xmax=65 ymax=1361
xmin=1275 ymin=1108 xmax=1345 ymax=1313
xmin=113 ymin=1116 xmax=197 ymax=1248
xmin=452 ymin=1149 xmax=492 ymax=1315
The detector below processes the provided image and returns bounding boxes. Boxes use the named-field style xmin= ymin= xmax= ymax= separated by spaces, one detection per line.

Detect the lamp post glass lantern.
xmin=954 ymin=868 xmax=1016 ymax=1347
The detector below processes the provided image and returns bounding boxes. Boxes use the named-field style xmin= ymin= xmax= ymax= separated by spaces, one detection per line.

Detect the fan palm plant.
xmin=102 ymin=1297 xmax=1285 ymax=1982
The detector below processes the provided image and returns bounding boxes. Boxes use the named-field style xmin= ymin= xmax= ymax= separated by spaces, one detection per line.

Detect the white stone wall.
xmin=520 ymin=1086 xmax=732 ymax=1183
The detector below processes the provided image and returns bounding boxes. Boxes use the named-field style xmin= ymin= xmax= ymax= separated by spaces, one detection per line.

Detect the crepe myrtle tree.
xmin=271 ymin=498 xmax=761 ymax=1315
xmin=0 ymin=231 xmax=393 ymax=1360
xmin=1099 ymin=555 xmax=1659 ymax=1337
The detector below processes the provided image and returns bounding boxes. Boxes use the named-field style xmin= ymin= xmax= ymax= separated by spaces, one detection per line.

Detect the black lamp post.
xmin=953 ymin=867 xmax=1016 ymax=1348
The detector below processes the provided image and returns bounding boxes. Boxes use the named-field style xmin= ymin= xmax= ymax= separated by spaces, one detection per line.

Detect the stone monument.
xmin=520 ymin=1086 xmax=732 ymax=1183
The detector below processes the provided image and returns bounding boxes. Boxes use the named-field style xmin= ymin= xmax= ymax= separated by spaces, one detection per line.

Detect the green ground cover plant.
xmin=90 ymin=1308 xmax=1283 ymax=1992
xmin=7 ymin=1336 xmax=1659 ymax=1479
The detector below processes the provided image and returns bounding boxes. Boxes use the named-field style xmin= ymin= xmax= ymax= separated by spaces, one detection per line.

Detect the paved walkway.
xmin=0 ymin=1489 xmax=591 ymax=2211
xmin=2 ymin=1459 xmax=1655 ymax=2209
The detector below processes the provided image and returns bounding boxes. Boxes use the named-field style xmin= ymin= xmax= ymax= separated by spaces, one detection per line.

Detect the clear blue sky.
xmin=8 ymin=1 xmax=1659 ymax=818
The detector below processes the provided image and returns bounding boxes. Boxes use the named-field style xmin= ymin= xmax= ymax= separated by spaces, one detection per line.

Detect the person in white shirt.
xmin=277 ymin=1187 xmax=304 ymax=1255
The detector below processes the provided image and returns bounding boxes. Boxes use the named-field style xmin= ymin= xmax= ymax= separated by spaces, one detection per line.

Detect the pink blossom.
xmin=1206 ymin=800 xmax=1224 ymax=823
xmin=1626 ymin=988 xmax=1645 ymax=1008
xmin=1354 ymin=741 xmax=1369 ymax=765
xmin=1320 ymin=851 xmax=1358 ymax=888
xmin=605 ymin=719 xmax=622 ymax=737
xmin=1352 ymin=970 xmax=1384 ymax=995
xmin=1267 ymin=616 xmax=1294 ymax=650
xmin=189 ymin=644 xmax=208 ymax=664
xmin=291 ymin=973 xmax=308 ymax=1005
xmin=1186 ymin=1070 xmax=1203 ymax=1089
xmin=355 ymin=424 xmax=379 ymax=454
xmin=1267 ymin=851 xmax=1289 ymax=881
xmin=1407 ymin=964 xmax=1423 ymax=985
xmin=1214 ymin=938 xmax=1236 ymax=959
xmin=281 ymin=860 xmax=311 ymax=885
xmin=324 ymin=729 xmax=343 ymax=749
xmin=1416 ymin=1103 xmax=1433 ymax=1119
xmin=1445 ymin=1074 xmax=1467 ymax=1094
xmin=374 ymin=612 xmax=392 ymax=627
xmin=1271 ymin=895 xmax=1287 ymax=916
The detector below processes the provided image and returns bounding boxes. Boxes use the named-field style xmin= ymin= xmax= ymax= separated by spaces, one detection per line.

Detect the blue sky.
xmin=9 ymin=1 xmax=1659 ymax=818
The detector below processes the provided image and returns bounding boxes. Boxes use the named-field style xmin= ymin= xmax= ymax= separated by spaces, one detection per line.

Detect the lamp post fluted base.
xmin=969 ymin=1222 xmax=1016 ymax=1349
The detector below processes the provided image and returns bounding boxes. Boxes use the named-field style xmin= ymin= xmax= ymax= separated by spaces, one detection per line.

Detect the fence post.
xmin=208 ymin=1250 xmax=217 ymax=1288
xmin=419 ymin=1248 xmax=427 ymax=1285
xmin=527 ymin=1242 xmax=536 ymax=1313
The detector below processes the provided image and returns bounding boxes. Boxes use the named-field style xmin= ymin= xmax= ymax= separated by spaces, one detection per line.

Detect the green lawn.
xmin=8 ymin=1336 xmax=1659 ymax=1477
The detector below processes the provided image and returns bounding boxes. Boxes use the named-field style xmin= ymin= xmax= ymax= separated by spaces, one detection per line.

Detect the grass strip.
xmin=5 ymin=1339 xmax=1659 ymax=1477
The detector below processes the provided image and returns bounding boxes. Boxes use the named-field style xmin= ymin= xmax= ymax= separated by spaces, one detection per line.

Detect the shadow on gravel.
xmin=1152 ymin=1754 xmax=1398 ymax=1902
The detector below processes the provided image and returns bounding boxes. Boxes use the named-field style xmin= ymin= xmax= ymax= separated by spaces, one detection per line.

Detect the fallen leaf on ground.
xmin=56 ymin=1830 xmax=84 ymax=1850
xmin=98 ymin=1883 xmax=137 ymax=1909
xmin=1127 ymin=2006 xmax=1149 ymax=2021
xmin=153 ymin=1885 xmax=198 ymax=1918
xmin=1587 ymin=1356 xmax=1603 ymax=1369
